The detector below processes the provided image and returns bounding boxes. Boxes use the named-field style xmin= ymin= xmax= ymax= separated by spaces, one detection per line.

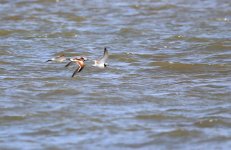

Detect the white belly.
xmin=93 ymin=63 xmax=105 ymax=68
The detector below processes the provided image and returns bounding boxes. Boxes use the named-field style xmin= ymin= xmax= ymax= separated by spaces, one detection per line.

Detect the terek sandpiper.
xmin=46 ymin=54 xmax=67 ymax=62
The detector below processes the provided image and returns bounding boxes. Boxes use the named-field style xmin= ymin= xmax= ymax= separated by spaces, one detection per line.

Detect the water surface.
xmin=0 ymin=0 xmax=231 ymax=149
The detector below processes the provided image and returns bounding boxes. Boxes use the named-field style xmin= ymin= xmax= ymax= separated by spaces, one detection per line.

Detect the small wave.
xmin=0 ymin=29 xmax=26 ymax=36
xmin=135 ymin=114 xmax=187 ymax=121
xmin=3 ymin=15 xmax=24 ymax=21
xmin=150 ymin=61 xmax=230 ymax=72
xmin=0 ymin=49 xmax=13 ymax=56
xmin=210 ymin=17 xmax=230 ymax=22
xmin=0 ymin=61 xmax=12 ymax=65
xmin=204 ymin=41 xmax=231 ymax=51
xmin=46 ymin=31 xmax=78 ymax=38
xmin=0 ymin=115 xmax=26 ymax=122
xmin=118 ymin=27 xmax=144 ymax=36
xmin=165 ymin=35 xmax=186 ymax=41
xmin=37 ymin=89 xmax=80 ymax=98
xmin=194 ymin=118 xmax=231 ymax=128
xmin=157 ymin=129 xmax=201 ymax=137
xmin=130 ymin=4 xmax=176 ymax=11
xmin=185 ymin=37 xmax=211 ymax=43
xmin=110 ymin=53 xmax=139 ymax=63
xmin=58 ymin=13 xmax=86 ymax=22
xmin=23 ymin=129 xmax=58 ymax=136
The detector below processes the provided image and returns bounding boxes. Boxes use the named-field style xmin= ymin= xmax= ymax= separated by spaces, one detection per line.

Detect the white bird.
xmin=93 ymin=48 xmax=109 ymax=68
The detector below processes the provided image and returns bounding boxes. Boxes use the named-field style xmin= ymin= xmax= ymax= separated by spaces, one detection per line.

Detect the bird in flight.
xmin=46 ymin=54 xmax=67 ymax=62
xmin=93 ymin=48 xmax=109 ymax=68
xmin=65 ymin=57 xmax=87 ymax=77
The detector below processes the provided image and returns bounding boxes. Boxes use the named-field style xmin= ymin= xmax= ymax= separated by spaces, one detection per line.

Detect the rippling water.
xmin=0 ymin=0 xmax=231 ymax=149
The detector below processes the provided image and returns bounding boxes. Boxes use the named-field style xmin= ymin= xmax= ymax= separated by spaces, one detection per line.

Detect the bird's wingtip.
xmin=46 ymin=60 xmax=51 ymax=62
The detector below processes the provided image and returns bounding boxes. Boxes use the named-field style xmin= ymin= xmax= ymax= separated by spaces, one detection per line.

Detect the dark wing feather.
xmin=46 ymin=60 xmax=52 ymax=62
xmin=71 ymin=62 xmax=84 ymax=77
xmin=71 ymin=67 xmax=80 ymax=77
xmin=65 ymin=61 xmax=73 ymax=67
xmin=98 ymin=48 xmax=109 ymax=64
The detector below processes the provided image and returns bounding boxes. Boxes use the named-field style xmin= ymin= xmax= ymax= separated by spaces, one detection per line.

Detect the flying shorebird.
xmin=65 ymin=56 xmax=87 ymax=68
xmin=65 ymin=57 xmax=87 ymax=77
xmin=46 ymin=54 xmax=67 ymax=62
xmin=93 ymin=48 xmax=109 ymax=68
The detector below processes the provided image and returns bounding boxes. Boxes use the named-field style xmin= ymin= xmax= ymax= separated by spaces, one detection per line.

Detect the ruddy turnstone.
xmin=46 ymin=54 xmax=67 ymax=62
xmin=66 ymin=57 xmax=87 ymax=77
xmin=93 ymin=48 xmax=109 ymax=68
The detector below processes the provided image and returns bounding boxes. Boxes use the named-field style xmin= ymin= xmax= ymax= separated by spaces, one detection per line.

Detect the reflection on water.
xmin=0 ymin=0 xmax=231 ymax=149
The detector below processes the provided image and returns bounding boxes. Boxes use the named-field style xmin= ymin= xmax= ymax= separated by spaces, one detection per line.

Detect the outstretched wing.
xmin=71 ymin=67 xmax=79 ymax=77
xmin=71 ymin=62 xmax=84 ymax=77
xmin=65 ymin=61 xmax=73 ymax=67
xmin=46 ymin=60 xmax=52 ymax=62
xmin=98 ymin=48 xmax=109 ymax=64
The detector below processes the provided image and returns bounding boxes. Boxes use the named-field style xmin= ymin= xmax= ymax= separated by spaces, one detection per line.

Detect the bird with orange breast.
xmin=65 ymin=57 xmax=87 ymax=77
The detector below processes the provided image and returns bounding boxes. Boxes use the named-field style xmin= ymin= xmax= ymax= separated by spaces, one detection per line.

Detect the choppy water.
xmin=0 ymin=0 xmax=231 ymax=149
